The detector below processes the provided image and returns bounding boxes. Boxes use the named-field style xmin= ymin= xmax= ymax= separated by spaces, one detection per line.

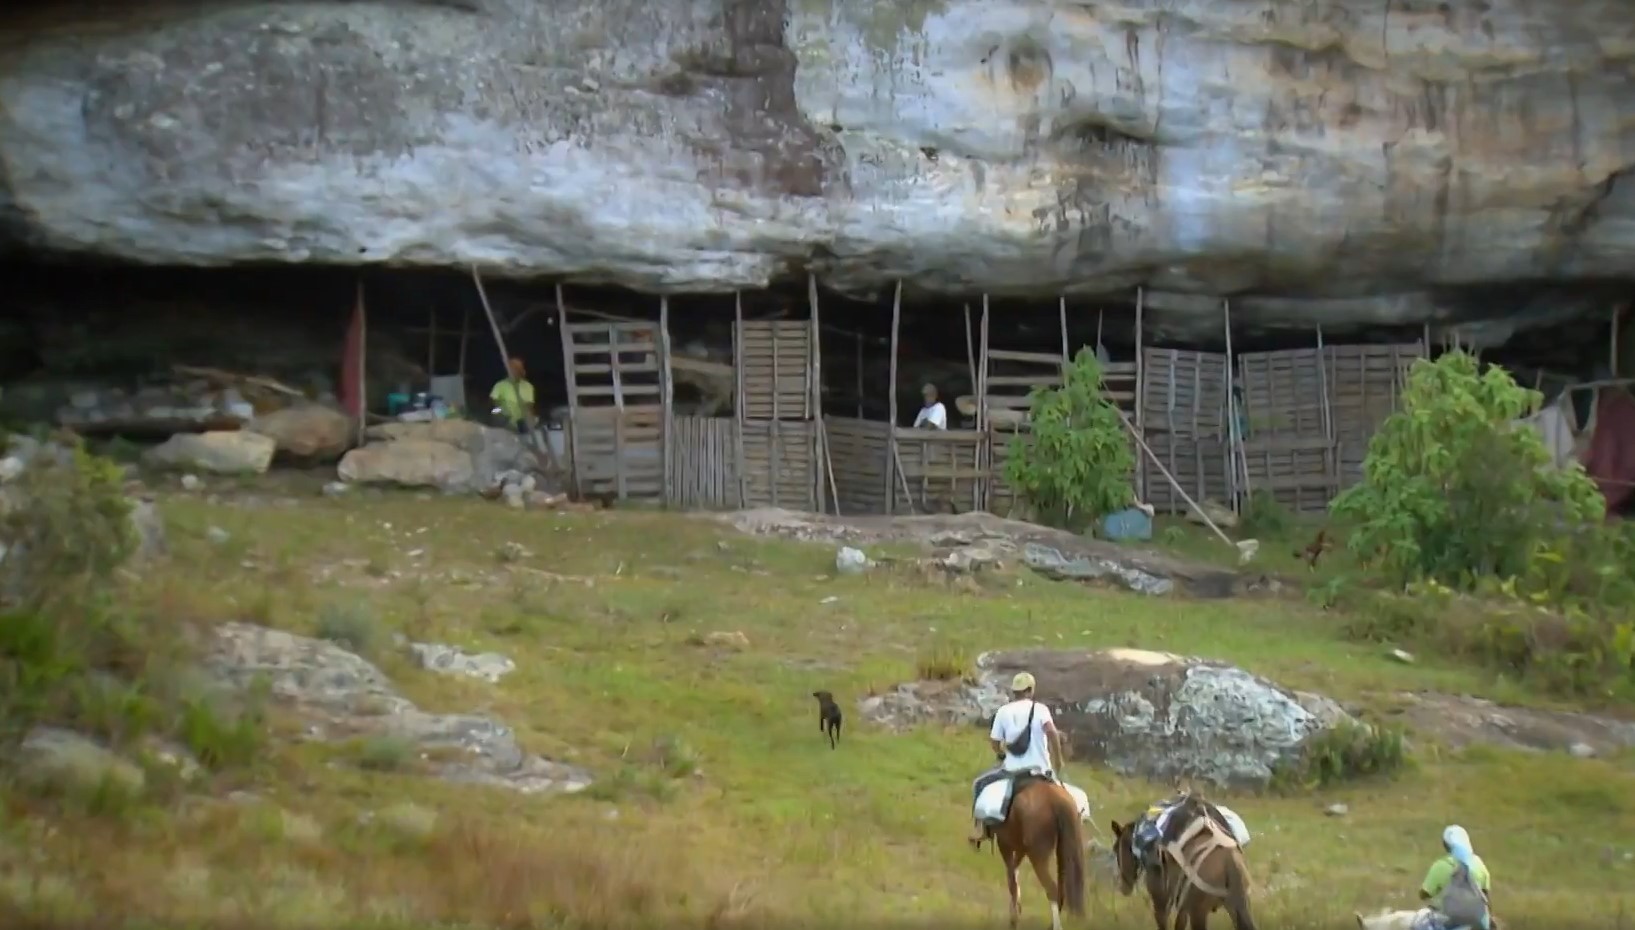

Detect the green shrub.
xmin=314 ymin=602 xmax=383 ymax=658
xmin=1003 ymin=348 xmax=1135 ymax=531
xmin=1272 ymin=719 xmax=1408 ymax=791
xmin=176 ymin=682 xmax=267 ymax=772
xmin=1331 ymin=351 xmax=1603 ymax=587
xmin=915 ymin=642 xmax=971 ymax=682
xmin=353 ymin=735 xmax=417 ymax=772
xmin=1238 ymin=491 xmax=1293 ymax=539
xmin=1 ymin=440 xmax=133 ymax=614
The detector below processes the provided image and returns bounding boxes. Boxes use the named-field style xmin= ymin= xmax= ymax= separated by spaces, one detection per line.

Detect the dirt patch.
xmin=715 ymin=508 xmax=1267 ymax=598
xmin=1386 ymin=692 xmax=1635 ymax=758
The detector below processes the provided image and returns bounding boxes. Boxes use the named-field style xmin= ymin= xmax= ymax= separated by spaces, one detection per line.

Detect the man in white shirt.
xmin=968 ymin=671 xmax=1065 ymax=847
xmin=912 ymin=383 xmax=948 ymax=429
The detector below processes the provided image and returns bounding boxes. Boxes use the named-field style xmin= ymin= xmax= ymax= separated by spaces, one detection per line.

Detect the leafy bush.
xmin=1003 ymin=348 xmax=1135 ymax=531
xmin=1331 ymin=351 xmax=1603 ymax=587
xmin=315 ymin=601 xmax=384 ymax=658
xmin=1271 ymin=719 xmax=1408 ymax=791
xmin=1 ymin=440 xmax=133 ymax=614
xmin=1238 ymin=491 xmax=1293 ymax=539
xmin=915 ymin=642 xmax=971 ymax=682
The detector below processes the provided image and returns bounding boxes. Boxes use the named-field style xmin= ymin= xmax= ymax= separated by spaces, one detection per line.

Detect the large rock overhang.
xmin=1 ymin=0 xmax=1632 ymax=340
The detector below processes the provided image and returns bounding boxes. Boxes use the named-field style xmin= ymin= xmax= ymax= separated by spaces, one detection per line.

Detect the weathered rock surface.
xmin=248 ymin=404 xmax=354 ymax=463
xmin=408 ymin=642 xmax=516 ymax=684
xmin=16 ymin=727 xmax=147 ymax=800
xmin=337 ymin=421 xmax=542 ymax=493
xmin=2 ymin=0 xmax=1633 ymax=336
xmin=860 ymin=647 xmax=1350 ymax=787
xmin=721 ymin=508 xmax=1253 ymax=597
xmin=203 ymin=622 xmax=590 ymax=794
xmin=143 ymin=430 xmax=277 ymax=475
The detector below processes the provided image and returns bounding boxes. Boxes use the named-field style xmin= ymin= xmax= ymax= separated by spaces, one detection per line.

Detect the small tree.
xmin=1331 ymin=350 xmax=1604 ymax=586
xmin=1003 ymin=348 xmax=1135 ymax=531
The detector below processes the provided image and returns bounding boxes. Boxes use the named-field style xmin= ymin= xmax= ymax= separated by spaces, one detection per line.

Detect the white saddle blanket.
xmin=974 ymin=775 xmax=1092 ymax=823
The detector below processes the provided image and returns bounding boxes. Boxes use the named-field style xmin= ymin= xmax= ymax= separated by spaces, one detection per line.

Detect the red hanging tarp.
xmin=339 ymin=285 xmax=365 ymax=420
xmin=1581 ymin=388 xmax=1635 ymax=513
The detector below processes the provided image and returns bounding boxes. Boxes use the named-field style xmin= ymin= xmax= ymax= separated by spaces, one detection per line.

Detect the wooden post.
xmin=1059 ymin=295 xmax=1070 ymax=363
xmin=979 ymin=294 xmax=991 ymax=512
xmin=855 ymin=332 xmax=864 ymax=418
xmin=660 ymin=296 xmax=674 ymax=507
xmin=809 ymin=273 xmax=828 ymax=514
xmin=963 ymin=303 xmax=977 ymax=416
xmin=458 ymin=304 xmax=471 ymax=382
xmin=555 ymin=283 xmax=581 ymax=497
xmin=472 ymin=266 xmax=558 ymax=471
xmin=885 ymin=281 xmax=902 ymax=515
xmin=1222 ymin=296 xmax=1245 ymax=511
xmin=355 ymin=276 xmax=368 ymax=447
xmin=1113 ymin=405 xmax=1238 ymax=552
xmin=733 ymin=291 xmax=747 ymax=508
xmin=1613 ymin=304 xmax=1622 ymax=378
xmin=1133 ymin=287 xmax=1145 ymax=500
xmin=1096 ymin=308 xmax=1105 ymax=352
xmin=1316 ymin=323 xmax=1335 ymax=502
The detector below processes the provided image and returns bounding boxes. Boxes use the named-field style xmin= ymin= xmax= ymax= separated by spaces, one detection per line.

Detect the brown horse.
xmin=1109 ymin=796 xmax=1257 ymax=930
xmin=987 ymin=777 xmax=1087 ymax=930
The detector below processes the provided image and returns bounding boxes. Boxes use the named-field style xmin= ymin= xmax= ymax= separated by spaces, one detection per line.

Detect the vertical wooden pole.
xmin=1096 ymin=308 xmax=1105 ymax=352
xmin=733 ymin=291 xmax=747 ymax=508
xmin=855 ymin=332 xmax=864 ymax=418
xmin=885 ymin=281 xmax=902 ymax=515
xmin=1059 ymin=295 xmax=1070 ymax=364
xmin=1133 ymin=287 xmax=1145 ymax=500
xmin=1612 ymin=304 xmax=1622 ymax=378
xmin=771 ymin=311 xmax=781 ymax=510
xmin=458 ymin=304 xmax=471 ymax=397
xmin=355 ymin=276 xmax=368 ymax=447
xmin=963 ymin=303 xmax=977 ymax=414
xmin=979 ymin=294 xmax=991 ymax=511
xmin=555 ymin=284 xmax=581 ymax=497
xmin=808 ymin=273 xmax=828 ymax=514
xmin=660 ymin=296 xmax=674 ymax=507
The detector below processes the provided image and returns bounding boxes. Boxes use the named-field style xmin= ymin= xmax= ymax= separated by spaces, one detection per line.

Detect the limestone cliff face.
xmin=1 ymin=0 xmax=1632 ymax=334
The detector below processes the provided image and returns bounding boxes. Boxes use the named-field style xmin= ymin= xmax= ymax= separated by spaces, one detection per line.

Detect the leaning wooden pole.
xmin=1316 ymin=323 xmax=1336 ymax=504
xmin=979 ymin=293 xmax=991 ymax=512
xmin=1222 ymin=296 xmax=1245 ymax=509
xmin=1113 ymin=405 xmax=1238 ymax=552
xmin=963 ymin=302 xmax=978 ymax=409
xmin=473 ymin=266 xmax=558 ymax=471
xmin=809 ymin=273 xmax=837 ymax=515
xmin=733 ymin=291 xmax=748 ymax=508
xmin=885 ymin=281 xmax=902 ymax=515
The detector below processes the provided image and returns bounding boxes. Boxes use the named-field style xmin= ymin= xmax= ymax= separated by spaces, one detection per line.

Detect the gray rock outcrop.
xmin=248 ymin=404 xmax=354 ymax=463
xmin=203 ymin=622 xmax=590 ymax=794
xmin=861 ymin=646 xmax=1350 ymax=787
xmin=335 ymin=420 xmax=542 ymax=493
xmin=143 ymin=430 xmax=277 ymax=475
xmin=1 ymin=1 xmax=1631 ymax=337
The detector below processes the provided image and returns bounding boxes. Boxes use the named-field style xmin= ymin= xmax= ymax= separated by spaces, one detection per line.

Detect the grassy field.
xmin=3 ymin=483 xmax=1635 ymax=929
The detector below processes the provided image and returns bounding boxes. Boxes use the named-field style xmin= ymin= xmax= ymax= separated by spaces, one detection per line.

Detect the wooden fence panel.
xmin=823 ymin=416 xmax=889 ymax=515
xmin=742 ymin=419 xmax=815 ymax=510
xmin=670 ymin=416 xmax=739 ymax=510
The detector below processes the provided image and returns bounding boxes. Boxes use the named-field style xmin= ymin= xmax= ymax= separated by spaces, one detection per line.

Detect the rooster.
xmin=1294 ymin=528 xmax=1333 ymax=570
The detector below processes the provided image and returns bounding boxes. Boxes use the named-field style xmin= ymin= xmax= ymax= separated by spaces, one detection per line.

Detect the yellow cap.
xmin=1011 ymin=671 xmax=1036 ymax=692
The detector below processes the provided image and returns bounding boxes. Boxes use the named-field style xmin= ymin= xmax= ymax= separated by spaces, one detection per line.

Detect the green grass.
xmin=2 ymin=487 xmax=1633 ymax=927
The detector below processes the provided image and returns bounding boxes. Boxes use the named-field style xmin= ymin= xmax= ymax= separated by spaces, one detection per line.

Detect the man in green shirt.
xmin=490 ymin=357 xmax=537 ymax=435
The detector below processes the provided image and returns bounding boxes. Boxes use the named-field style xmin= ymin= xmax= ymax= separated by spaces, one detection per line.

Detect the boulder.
xmin=2 ymin=0 xmax=1633 ymax=338
xmin=143 ymin=430 xmax=276 ymax=475
xmin=249 ymin=404 xmax=354 ymax=462
xmin=337 ymin=439 xmax=476 ymax=491
xmin=203 ymin=622 xmax=591 ymax=794
xmin=860 ymin=647 xmax=1351 ymax=788
xmin=16 ymin=727 xmax=147 ymax=801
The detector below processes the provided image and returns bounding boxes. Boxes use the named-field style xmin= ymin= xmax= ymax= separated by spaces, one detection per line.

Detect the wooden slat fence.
xmin=1140 ymin=347 xmax=1230 ymax=514
xmin=823 ymin=416 xmax=890 ymax=515
xmin=894 ymin=428 xmax=983 ymax=514
xmin=669 ymin=416 xmax=739 ymax=510
xmin=1325 ymin=342 xmax=1424 ymax=489
xmin=1237 ymin=347 xmax=1338 ymax=511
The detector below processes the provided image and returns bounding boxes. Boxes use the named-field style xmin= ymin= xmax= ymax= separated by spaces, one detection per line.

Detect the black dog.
xmin=812 ymin=690 xmax=842 ymax=749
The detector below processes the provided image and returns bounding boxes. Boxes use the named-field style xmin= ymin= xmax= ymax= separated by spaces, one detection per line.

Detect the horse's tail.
xmin=1051 ymin=788 xmax=1086 ymax=917
xmin=1223 ymin=848 xmax=1258 ymax=930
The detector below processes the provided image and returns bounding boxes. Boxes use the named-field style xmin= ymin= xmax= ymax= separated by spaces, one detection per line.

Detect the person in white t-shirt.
xmin=968 ymin=671 xmax=1064 ymax=847
xmin=912 ymin=383 xmax=948 ymax=429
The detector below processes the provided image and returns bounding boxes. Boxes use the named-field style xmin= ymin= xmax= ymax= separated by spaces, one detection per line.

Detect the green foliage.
xmin=315 ymin=601 xmax=384 ymax=658
xmin=914 ymin=642 xmax=971 ymax=682
xmin=353 ymin=734 xmax=417 ymax=773
xmin=1238 ymin=491 xmax=1294 ymax=539
xmin=1271 ymin=719 xmax=1409 ymax=791
xmin=1 ymin=440 xmax=134 ymax=614
xmin=1002 ymin=348 xmax=1135 ymax=530
xmin=1331 ymin=352 xmax=1604 ymax=587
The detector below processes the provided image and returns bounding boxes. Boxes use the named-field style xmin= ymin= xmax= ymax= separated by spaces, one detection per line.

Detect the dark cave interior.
xmin=0 ymin=258 xmax=1626 ymax=435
